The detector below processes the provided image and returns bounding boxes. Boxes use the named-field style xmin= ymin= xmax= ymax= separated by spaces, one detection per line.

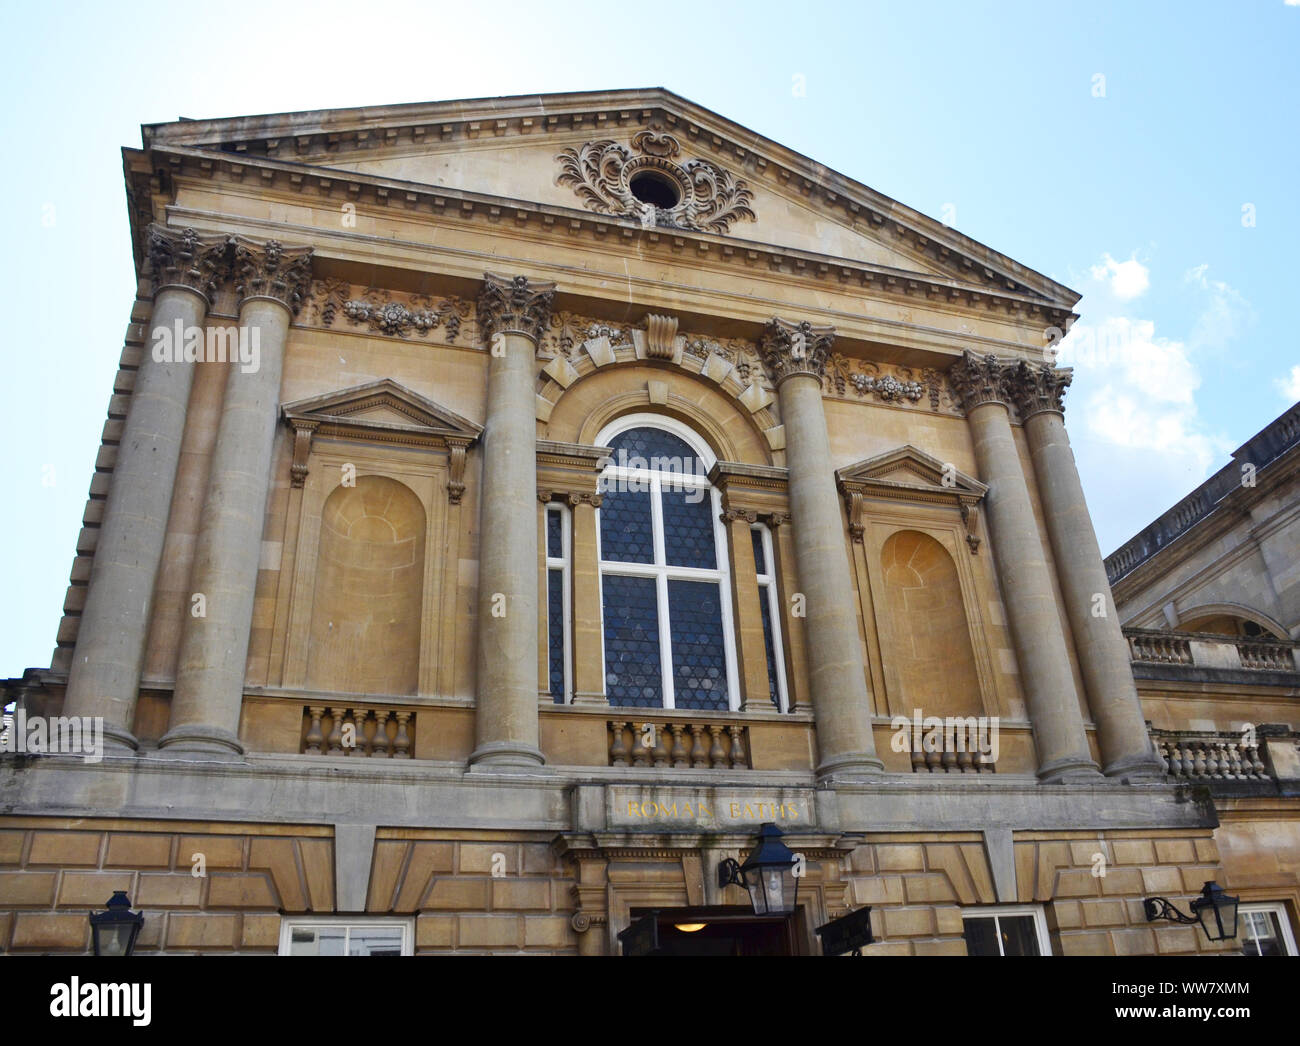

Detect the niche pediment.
xmin=281 ymin=379 xmax=481 ymax=499
xmin=836 ymin=445 xmax=987 ymax=553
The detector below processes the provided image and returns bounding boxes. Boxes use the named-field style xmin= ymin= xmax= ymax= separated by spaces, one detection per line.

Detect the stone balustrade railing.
xmin=1124 ymin=627 xmax=1299 ymax=674
xmin=910 ymin=746 xmax=996 ymax=774
xmin=1150 ymin=728 xmax=1268 ymax=782
xmin=302 ymin=705 xmax=414 ymax=758
xmin=607 ymin=718 xmax=750 ymax=769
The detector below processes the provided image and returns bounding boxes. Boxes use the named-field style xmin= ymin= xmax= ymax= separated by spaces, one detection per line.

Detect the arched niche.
xmin=878 ymin=529 xmax=983 ymax=719
xmin=306 ymin=475 xmax=426 ymax=695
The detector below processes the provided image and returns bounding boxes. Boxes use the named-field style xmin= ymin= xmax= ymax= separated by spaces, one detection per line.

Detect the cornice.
xmin=138 ymin=88 xmax=1078 ymax=308
xmin=130 ymin=142 xmax=1077 ymax=332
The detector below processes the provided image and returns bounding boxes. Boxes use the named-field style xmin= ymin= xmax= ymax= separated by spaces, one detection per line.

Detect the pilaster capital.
xmin=759 ymin=316 xmax=835 ymax=386
xmin=947 ymin=350 xmax=1014 ymax=412
xmin=1009 ymin=360 xmax=1072 ymax=421
xmin=720 ymin=507 xmax=758 ymax=525
xmin=566 ymin=491 xmax=604 ymax=509
xmin=232 ymin=236 xmax=314 ymax=314
xmin=477 ymin=272 xmax=557 ymax=346
xmin=146 ymin=224 xmax=230 ymax=303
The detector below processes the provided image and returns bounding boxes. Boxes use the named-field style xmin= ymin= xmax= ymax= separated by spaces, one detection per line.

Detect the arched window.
xmin=595 ymin=416 xmax=739 ymax=710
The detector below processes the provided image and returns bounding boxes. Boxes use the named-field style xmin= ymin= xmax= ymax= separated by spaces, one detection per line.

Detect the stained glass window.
xmin=547 ymin=570 xmax=565 ymax=702
xmin=597 ymin=419 xmax=737 ymax=710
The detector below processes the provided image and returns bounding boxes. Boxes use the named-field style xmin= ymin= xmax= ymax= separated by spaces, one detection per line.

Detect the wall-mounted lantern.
xmin=1143 ymin=881 xmax=1239 ymax=942
xmin=89 ymin=891 xmax=144 ymax=956
xmin=718 ymin=822 xmax=800 ymax=916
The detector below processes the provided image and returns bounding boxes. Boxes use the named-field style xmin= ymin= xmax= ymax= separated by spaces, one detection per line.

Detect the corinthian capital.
xmin=1010 ymin=360 xmax=1072 ymax=420
xmin=146 ymin=224 xmax=231 ymax=303
xmin=947 ymin=350 xmax=1015 ymax=412
xmin=232 ymin=236 xmax=314 ymax=314
xmin=477 ymin=272 xmax=556 ymax=345
xmin=759 ymin=316 xmax=835 ymax=386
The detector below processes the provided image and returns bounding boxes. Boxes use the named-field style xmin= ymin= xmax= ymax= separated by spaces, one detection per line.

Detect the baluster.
xmin=392 ymin=712 xmax=412 ymax=759
xmin=941 ymin=746 xmax=958 ymax=773
xmin=669 ymin=725 xmax=688 ymax=768
xmin=608 ymin=722 xmax=629 ymax=766
xmin=1190 ymin=742 xmax=1207 ymax=779
xmin=1155 ymin=739 xmax=1169 ymax=776
xmin=326 ymin=708 xmax=344 ymax=755
xmin=727 ymin=725 xmax=748 ymax=769
xmin=370 ymin=710 xmax=390 ymax=758
xmin=631 ymin=722 xmax=651 ymax=767
xmin=708 ymin=725 xmax=727 ymax=768
xmin=651 ymin=723 xmax=670 ymax=768
xmin=910 ymin=746 xmax=926 ymax=774
xmin=1248 ymin=744 xmax=1266 ymax=779
xmin=956 ymin=749 xmax=974 ymax=773
xmin=925 ymin=747 xmax=942 ymax=773
xmin=305 ymin=706 xmax=325 ymax=755
xmin=1204 ymin=742 xmax=1220 ymax=778
xmin=349 ymin=708 xmax=370 ymax=756
xmin=1224 ymin=741 xmax=1242 ymax=779
xmin=690 ymin=725 xmax=709 ymax=769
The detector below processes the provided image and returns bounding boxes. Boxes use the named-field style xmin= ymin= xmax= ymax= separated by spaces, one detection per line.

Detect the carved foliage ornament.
xmin=232 ymin=236 xmax=314 ymax=315
xmin=759 ymin=316 xmax=835 ymax=386
xmin=477 ymin=272 xmax=556 ymax=345
xmin=146 ymin=224 xmax=231 ymax=302
xmin=1009 ymin=360 xmax=1072 ymax=420
xmin=556 ymin=131 xmax=756 ymax=235
xmin=947 ymin=350 xmax=1013 ymax=412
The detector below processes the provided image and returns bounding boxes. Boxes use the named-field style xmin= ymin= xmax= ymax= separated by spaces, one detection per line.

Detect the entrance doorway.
xmin=622 ymin=906 xmax=807 ymax=956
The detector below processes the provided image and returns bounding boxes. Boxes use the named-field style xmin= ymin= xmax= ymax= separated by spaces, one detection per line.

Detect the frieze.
xmin=305 ymin=280 xmax=475 ymax=343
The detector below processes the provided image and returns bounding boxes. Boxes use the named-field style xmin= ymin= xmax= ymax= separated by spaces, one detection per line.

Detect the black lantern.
xmin=1143 ymin=881 xmax=1239 ymax=942
xmin=718 ymin=822 xmax=800 ymax=916
xmin=89 ymin=892 xmax=144 ymax=956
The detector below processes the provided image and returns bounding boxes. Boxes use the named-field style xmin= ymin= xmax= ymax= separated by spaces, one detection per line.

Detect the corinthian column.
xmin=63 ymin=225 xmax=229 ymax=751
xmin=759 ymin=318 xmax=883 ymax=780
xmin=1010 ymin=362 xmax=1163 ymax=781
xmin=470 ymin=273 xmax=555 ymax=769
xmin=949 ymin=351 xmax=1101 ymax=782
xmin=161 ymin=237 xmax=313 ymax=756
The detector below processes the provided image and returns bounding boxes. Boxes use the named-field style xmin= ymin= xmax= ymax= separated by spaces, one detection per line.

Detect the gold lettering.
xmin=641 ymin=801 xmax=657 ymax=817
xmin=683 ymin=803 xmax=694 ymax=818
xmin=788 ymin=804 xmax=799 ymax=820
xmin=628 ymin=801 xmax=640 ymax=817
xmin=698 ymin=803 xmax=712 ymax=817
xmin=730 ymin=802 xmax=740 ymax=818
xmin=660 ymin=802 xmax=677 ymax=818
xmin=743 ymin=804 xmax=754 ymax=819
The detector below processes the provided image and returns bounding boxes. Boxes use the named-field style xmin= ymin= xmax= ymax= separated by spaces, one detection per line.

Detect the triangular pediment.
xmin=837 ymin=445 xmax=986 ymax=499
xmin=137 ymin=89 xmax=1077 ymax=306
xmin=282 ymin=378 xmax=482 ymax=444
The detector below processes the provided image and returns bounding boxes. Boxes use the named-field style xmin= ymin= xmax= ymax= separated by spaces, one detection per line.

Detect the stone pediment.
xmin=135 ymin=89 xmax=1076 ymax=308
xmin=836 ymin=445 xmax=987 ymax=553
xmin=282 ymin=378 xmax=482 ymax=444
xmin=281 ymin=379 xmax=481 ymax=496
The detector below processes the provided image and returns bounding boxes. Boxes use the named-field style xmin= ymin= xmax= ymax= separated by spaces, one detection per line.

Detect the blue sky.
xmin=1 ymin=0 xmax=1296 ymax=677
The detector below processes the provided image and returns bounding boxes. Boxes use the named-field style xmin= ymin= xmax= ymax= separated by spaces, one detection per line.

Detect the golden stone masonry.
xmin=1 ymin=88 xmax=1296 ymax=957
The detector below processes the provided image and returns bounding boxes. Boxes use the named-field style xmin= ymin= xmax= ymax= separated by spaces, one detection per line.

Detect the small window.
xmin=962 ymin=906 xmax=1050 ymax=956
xmin=279 ymin=917 xmax=413 ymax=956
xmin=545 ymin=503 xmax=572 ymax=703
xmin=1239 ymin=903 xmax=1297 ymax=956
xmin=751 ymin=522 xmax=789 ymax=712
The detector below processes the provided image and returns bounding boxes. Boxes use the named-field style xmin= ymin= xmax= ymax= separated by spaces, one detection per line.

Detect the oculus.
xmin=557 ymin=130 xmax=756 ymax=234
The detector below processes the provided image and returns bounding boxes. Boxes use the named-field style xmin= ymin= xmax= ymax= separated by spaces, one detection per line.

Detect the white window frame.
xmin=544 ymin=501 xmax=573 ymax=703
xmin=593 ymin=414 xmax=740 ymax=711
xmin=960 ymin=904 xmax=1052 ymax=957
xmin=751 ymin=521 xmax=790 ymax=713
xmin=1238 ymin=902 xmax=1298 ymax=956
xmin=278 ymin=916 xmax=415 ymax=956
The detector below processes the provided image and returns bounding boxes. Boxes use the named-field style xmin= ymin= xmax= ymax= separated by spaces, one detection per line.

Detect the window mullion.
xmin=651 ymin=475 xmax=674 ymax=709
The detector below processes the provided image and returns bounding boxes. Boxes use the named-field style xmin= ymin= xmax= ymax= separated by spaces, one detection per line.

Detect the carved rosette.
xmin=1010 ymin=360 xmax=1072 ymax=420
xmin=477 ymin=272 xmax=556 ymax=346
xmin=555 ymin=131 xmax=756 ymax=234
xmin=947 ymin=350 xmax=1015 ymax=412
xmin=232 ymin=236 xmax=314 ymax=314
xmin=146 ymin=224 xmax=230 ymax=302
xmin=759 ymin=316 xmax=836 ymax=387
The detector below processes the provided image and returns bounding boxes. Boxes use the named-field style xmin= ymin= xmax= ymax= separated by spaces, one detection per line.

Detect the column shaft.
xmin=470 ymin=273 xmax=554 ymax=768
xmin=1022 ymin=405 xmax=1162 ymax=779
xmin=163 ymin=297 xmax=291 ymax=754
xmin=963 ymin=394 xmax=1100 ymax=781
xmin=63 ymin=285 xmax=208 ymax=748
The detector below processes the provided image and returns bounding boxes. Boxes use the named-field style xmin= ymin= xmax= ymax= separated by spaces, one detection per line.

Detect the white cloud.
xmin=1182 ymin=263 xmax=1255 ymax=353
xmin=1274 ymin=364 xmax=1300 ymax=402
xmin=1089 ymin=252 xmax=1150 ymax=301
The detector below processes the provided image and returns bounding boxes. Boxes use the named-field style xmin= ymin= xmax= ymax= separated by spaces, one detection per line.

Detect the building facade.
xmin=0 ymin=89 xmax=1293 ymax=956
